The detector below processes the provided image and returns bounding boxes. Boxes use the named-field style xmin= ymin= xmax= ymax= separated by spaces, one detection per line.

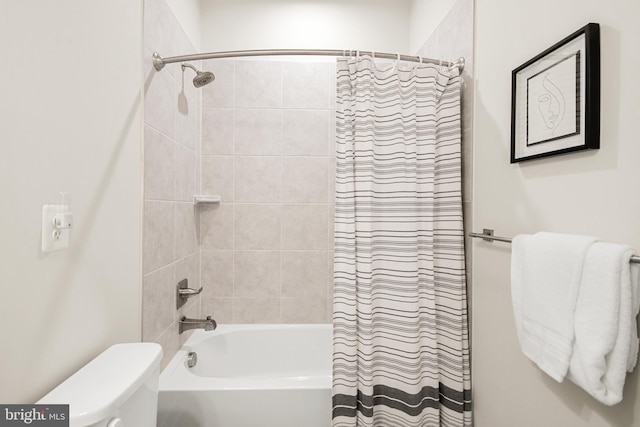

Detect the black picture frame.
xmin=510 ymin=23 xmax=600 ymax=163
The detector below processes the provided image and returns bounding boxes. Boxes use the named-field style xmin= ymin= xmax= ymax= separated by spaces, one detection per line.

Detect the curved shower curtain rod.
xmin=152 ymin=49 xmax=465 ymax=74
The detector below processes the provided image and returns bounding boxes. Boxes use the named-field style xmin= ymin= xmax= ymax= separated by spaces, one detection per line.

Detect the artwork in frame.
xmin=511 ymin=23 xmax=600 ymax=163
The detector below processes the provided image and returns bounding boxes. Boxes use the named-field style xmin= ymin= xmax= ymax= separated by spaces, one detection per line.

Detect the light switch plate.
xmin=42 ymin=205 xmax=69 ymax=252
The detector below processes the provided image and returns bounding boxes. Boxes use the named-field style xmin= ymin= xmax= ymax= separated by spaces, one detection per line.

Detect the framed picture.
xmin=511 ymin=23 xmax=600 ymax=163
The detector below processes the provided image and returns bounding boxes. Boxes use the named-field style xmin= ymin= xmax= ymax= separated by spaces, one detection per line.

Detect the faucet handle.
xmin=179 ymin=286 xmax=203 ymax=296
xmin=176 ymin=279 xmax=203 ymax=309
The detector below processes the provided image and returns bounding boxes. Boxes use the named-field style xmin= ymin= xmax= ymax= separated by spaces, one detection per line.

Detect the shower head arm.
xmin=181 ymin=63 xmax=198 ymax=74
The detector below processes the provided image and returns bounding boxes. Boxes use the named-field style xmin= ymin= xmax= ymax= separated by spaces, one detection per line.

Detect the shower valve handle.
xmin=179 ymin=287 xmax=203 ymax=296
xmin=176 ymin=279 xmax=203 ymax=309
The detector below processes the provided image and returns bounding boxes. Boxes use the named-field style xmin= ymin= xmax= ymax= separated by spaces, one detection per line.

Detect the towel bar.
xmin=469 ymin=229 xmax=640 ymax=264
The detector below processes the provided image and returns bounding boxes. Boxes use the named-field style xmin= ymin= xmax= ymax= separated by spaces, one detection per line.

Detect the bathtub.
xmin=157 ymin=324 xmax=332 ymax=427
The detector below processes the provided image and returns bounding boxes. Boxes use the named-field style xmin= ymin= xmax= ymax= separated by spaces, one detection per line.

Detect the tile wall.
xmin=199 ymin=60 xmax=336 ymax=323
xmin=143 ymin=0 xmax=202 ymax=367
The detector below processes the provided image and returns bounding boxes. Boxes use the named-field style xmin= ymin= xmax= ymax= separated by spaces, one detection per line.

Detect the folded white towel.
xmin=512 ymin=232 xmax=597 ymax=382
xmin=567 ymin=243 xmax=640 ymax=405
xmin=627 ymin=263 xmax=640 ymax=371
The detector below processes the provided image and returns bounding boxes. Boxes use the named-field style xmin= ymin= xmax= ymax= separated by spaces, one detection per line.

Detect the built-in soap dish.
xmin=194 ymin=195 xmax=220 ymax=205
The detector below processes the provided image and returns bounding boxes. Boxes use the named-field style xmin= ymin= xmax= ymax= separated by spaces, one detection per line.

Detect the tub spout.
xmin=179 ymin=316 xmax=217 ymax=334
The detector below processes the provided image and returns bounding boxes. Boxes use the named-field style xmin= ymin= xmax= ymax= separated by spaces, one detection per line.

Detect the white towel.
xmin=510 ymin=234 xmax=531 ymax=346
xmin=567 ymin=243 xmax=640 ymax=405
xmin=511 ymin=232 xmax=597 ymax=382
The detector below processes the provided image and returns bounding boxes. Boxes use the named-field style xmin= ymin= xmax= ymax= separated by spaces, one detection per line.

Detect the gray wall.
xmin=473 ymin=0 xmax=640 ymax=425
xmin=0 ymin=0 xmax=143 ymax=402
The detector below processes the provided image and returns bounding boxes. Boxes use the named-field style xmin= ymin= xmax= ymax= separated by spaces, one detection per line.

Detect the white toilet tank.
xmin=38 ymin=343 xmax=163 ymax=427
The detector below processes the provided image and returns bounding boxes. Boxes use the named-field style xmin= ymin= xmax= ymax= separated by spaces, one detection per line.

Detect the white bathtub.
xmin=157 ymin=324 xmax=332 ymax=427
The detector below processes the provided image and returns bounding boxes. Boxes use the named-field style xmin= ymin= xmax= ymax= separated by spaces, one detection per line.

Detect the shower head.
xmin=181 ymin=63 xmax=215 ymax=88
xmin=193 ymin=70 xmax=215 ymax=88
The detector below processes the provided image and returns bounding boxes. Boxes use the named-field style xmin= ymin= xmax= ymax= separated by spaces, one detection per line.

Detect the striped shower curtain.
xmin=332 ymin=56 xmax=471 ymax=427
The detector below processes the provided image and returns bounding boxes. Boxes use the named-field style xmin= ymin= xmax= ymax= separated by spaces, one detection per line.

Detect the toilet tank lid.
xmin=37 ymin=343 xmax=163 ymax=427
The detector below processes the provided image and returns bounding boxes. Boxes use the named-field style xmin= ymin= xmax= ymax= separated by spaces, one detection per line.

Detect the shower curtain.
xmin=332 ymin=56 xmax=471 ymax=427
